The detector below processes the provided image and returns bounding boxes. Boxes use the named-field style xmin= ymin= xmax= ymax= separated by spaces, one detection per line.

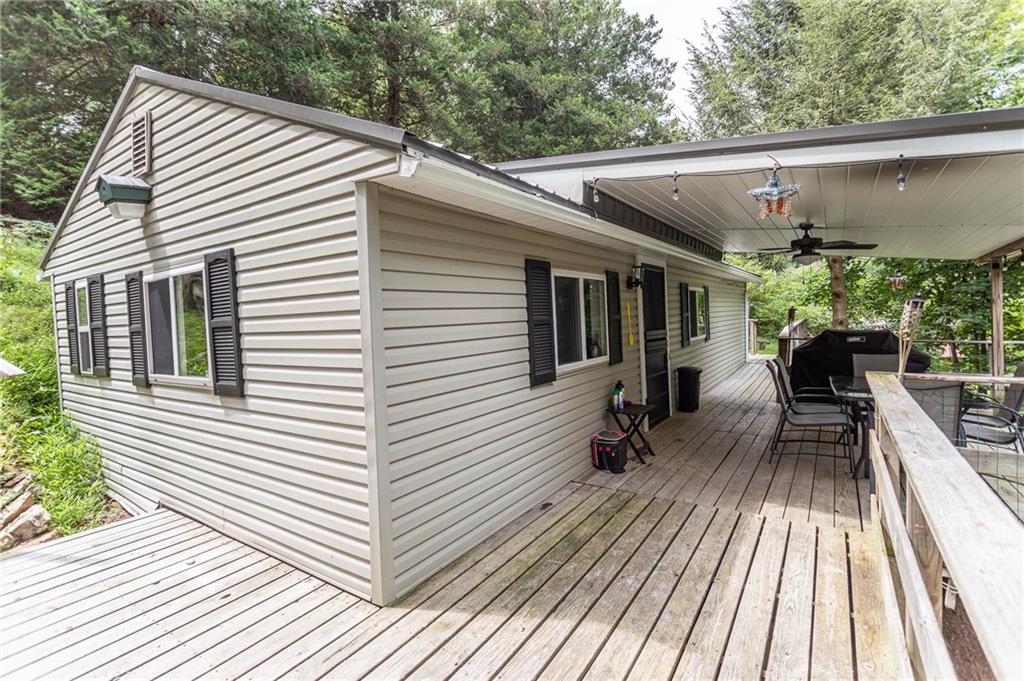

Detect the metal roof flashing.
xmin=496 ymin=107 xmax=1024 ymax=174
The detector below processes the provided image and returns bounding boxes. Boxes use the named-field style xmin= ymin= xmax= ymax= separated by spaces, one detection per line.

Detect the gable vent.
xmin=131 ymin=110 xmax=151 ymax=177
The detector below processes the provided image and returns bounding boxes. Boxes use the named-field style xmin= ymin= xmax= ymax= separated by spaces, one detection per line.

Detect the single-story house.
xmin=40 ymin=67 xmax=1023 ymax=607
xmin=39 ymin=67 xmax=758 ymax=604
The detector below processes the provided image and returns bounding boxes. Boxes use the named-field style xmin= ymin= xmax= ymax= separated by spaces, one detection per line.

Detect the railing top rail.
xmin=900 ymin=372 xmax=1024 ymax=386
xmin=866 ymin=371 xmax=1024 ymax=679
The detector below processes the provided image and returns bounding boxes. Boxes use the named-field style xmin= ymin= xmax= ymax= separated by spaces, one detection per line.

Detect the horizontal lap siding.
xmin=379 ymin=193 xmax=643 ymax=596
xmin=47 ymin=83 xmax=395 ymax=599
xmin=666 ymin=264 xmax=748 ymax=396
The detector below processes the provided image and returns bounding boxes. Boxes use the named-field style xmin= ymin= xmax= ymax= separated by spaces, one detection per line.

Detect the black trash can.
xmin=676 ymin=366 xmax=702 ymax=412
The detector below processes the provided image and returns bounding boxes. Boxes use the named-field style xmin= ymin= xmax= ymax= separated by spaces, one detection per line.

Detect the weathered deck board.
xmin=580 ymin=360 xmax=869 ymax=531
xmin=0 ymin=360 xmax=907 ymax=681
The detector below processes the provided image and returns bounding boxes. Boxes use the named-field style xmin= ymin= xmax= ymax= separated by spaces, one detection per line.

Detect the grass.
xmin=1 ymin=223 xmax=109 ymax=535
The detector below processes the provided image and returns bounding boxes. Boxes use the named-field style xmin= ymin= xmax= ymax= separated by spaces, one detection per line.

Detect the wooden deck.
xmin=581 ymin=360 xmax=871 ymax=532
xmin=0 ymin=361 xmax=910 ymax=680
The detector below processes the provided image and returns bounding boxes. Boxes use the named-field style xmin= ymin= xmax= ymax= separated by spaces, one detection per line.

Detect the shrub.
xmin=1 ymin=222 xmax=108 ymax=534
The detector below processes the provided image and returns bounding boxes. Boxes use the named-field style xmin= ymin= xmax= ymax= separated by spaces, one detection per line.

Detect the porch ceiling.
xmin=595 ymin=153 xmax=1024 ymax=259
xmin=498 ymin=108 xmax=1024 ymax=261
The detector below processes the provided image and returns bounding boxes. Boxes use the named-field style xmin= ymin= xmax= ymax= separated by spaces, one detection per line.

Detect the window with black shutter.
xmin=125 ymin=271 xmax=149 ymax=387
xmin=204 ymin=249 xmax=243 ymax=396
xmin=525 ymin=258 xmax=555 ymax=386
xmin=606 ymin=271 xmax=622 ymax=365
xmin=680 ymin=282 xmax=708 ymax=343
xmin=64 ymin=282 xmax=80 ymax=374
xmin=87 ymin=275 xmax=109 ymax=377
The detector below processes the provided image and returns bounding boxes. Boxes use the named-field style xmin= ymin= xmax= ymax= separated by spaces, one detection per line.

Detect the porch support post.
xmin=991 ymin=257 xmax=1004 ymax=377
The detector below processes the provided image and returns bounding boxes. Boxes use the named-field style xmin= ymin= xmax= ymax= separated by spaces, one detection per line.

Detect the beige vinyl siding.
xmin=46 ymin=82 xmax=396 ymax=599
xmin=378 ymin=191 xmax=643 ymax=596
xmin=666 ymin=263 xmax=748 ymax=395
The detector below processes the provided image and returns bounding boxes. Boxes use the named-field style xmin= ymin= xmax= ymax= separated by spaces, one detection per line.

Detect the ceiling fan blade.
xmin=819 ymin=241 xmax=878 ymax=250
xmin=758 ymin=247 xmax=795 ymax=252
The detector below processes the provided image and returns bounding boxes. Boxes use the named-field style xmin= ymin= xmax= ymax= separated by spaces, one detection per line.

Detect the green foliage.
xmin=729 ymin=252 xmax=1024 ymax=373
xmin=1 ymin=0 xmax=682 ymax=221
xmin=19 ymin=413 xmax=108 ymax=535
xmin=686 ymin=0 xmax=1024 ymax=139
xmin=0 ymin=224 xmax=107 ymax=534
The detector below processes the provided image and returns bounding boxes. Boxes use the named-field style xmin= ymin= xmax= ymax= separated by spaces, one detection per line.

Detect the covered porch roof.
xmin=497 ymin=108 xmax=1024 ymax=261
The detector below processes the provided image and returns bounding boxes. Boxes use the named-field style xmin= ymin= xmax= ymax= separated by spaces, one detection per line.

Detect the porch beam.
xmin=991 ymin=257 xmax=1005 ymax=377
xmin=974 ymin=236 xmax=1024 ymax=263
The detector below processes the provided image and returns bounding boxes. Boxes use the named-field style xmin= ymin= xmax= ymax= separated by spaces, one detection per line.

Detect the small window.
xmin=553 ymin=271 xmax=607 ymax=370
xmin=145 ymin=268 xmax=209 ymax=379
xmin=76 ymin=283 xmax=93 ymax=373
xmin=689 ymin=287 xmax=707 ymax=340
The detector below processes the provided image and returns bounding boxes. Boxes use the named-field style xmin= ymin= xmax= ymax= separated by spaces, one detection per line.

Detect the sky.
xmin=620 ymin=0 xmax=733 ymax=120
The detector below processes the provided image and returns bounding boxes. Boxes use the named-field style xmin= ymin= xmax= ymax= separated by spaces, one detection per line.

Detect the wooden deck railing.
xmin=866 ymin=371 xmax=1024 ymax=679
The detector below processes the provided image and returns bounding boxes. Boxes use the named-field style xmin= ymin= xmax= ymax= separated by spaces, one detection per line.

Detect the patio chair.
xmin=771 ymin=356 xmax=834 ymax=403
xmin=853 ymin=353 xmax=900 ymax=377
xmin=901 ymin=378 xmax=966 ymax=445
xmin=961 ymin=360 xmax=1024 ymax=452
xmin=765 ymin=360 xmax=855 ymax=469
xmin=766 ymin=359 xmax=846 ymax=414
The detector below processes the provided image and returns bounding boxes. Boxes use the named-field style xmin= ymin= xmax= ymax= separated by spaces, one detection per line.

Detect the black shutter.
xmin=680 ymin=282 xmax=690 ymax=347
xmin=87 ymin=274 xmax=109 ymax=377
xmin=703 ymin=285 xmax=711 ymax=341
xmin=64 ymin=282 xmax=80 ymax=374
xmin=125 ymin=271 xmax=149 ymax=387
xmin=205 ymin=249 xmax=244 ymax=396
xmin=525 ymin=258 xmax=555 ymax=386
xmin=605 ymin=271 xmax=622 ymax=365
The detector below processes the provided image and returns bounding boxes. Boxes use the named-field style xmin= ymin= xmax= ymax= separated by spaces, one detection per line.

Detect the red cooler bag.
xmin=591 ymin=430 xmax=627 ymax=474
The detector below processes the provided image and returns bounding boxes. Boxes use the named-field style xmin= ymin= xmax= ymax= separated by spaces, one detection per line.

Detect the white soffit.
xmin=502 ymin=126 xmax=1024 ymax=260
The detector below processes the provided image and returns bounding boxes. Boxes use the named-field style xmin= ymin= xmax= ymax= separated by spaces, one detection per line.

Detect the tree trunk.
xmin=384 ymin=1 xmax=401 ymax=127
xmin=827 ymin=256 xmax=848 ymax=330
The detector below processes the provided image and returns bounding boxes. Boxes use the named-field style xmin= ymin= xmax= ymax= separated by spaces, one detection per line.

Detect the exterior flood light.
xmin=95 ymin=174 xmax=151 ymax=219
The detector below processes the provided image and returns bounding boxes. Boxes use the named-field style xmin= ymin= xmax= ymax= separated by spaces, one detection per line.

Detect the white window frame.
xmin=75 ymin=281 xmax=93 ymax=375
xmin=552 ymin=269 xmax=609 ymax=374
xmin=690 ymin=287 xmax=707 ymax=341
xmin=143 ymin=263 xmax=212 ymax=387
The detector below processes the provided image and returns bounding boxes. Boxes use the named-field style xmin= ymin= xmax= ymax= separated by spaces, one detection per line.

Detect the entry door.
xmin=642 ymin=265 xmax=670 ymax=425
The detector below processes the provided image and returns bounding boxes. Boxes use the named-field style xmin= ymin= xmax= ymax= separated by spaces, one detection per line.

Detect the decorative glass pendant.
xmin=748 ymin=166 xmax=800 ymax=220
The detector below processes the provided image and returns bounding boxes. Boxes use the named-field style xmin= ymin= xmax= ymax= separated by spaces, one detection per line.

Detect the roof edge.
xmin=497 ymin=106 xmax=1024 ymax=174
xmin=40 ymin=67 xmax=409 ymax=271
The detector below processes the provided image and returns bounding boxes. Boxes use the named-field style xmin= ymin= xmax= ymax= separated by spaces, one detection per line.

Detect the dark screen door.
xmin=642 ymin=265 xmax=670 ymax=425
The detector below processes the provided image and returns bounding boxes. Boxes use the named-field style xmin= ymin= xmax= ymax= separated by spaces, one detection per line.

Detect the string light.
xmin=672 ymin=173 xmax=679 ymax=201
xmin=591 ymin=182 xmax=599 ymax=204
xmin=896 ymin=154 xmax=906 ymax=192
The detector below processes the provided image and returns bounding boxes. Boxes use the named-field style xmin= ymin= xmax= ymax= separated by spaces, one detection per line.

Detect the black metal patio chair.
xmin=962 ymin=360 xmax=1024 ymax=452
xmin=901 ymin=378 xmax=966 ymax=446
xmin=764 ymin=360 xmax=856 ymax=469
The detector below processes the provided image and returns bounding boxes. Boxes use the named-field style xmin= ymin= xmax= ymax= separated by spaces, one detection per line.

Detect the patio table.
xmin=830 ymin=375 xmax=874 ymax=479
xmin=607 ymin=403 xmax=657 ymax=465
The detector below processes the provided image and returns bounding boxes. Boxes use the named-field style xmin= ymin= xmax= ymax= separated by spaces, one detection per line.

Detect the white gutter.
xmin=393 ymin=151 xmax=762 ymax=284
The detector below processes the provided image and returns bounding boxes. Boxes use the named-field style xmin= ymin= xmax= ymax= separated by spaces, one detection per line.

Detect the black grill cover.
xmin=790 ymin=330 xmax=932 ymax=391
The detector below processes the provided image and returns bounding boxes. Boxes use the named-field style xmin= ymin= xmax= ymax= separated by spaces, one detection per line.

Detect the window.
xmin=687 ymin=287 xmax=708 ymax=340
xmin=145 ymin=268 xmax=209 ymax=379
xmin=75 ymin=282 xmax=93 ymax=373
xmin=553 ymin=272 xmax=607 ymax=370
xmin=688 ymin=287 xmax=707 ymax=339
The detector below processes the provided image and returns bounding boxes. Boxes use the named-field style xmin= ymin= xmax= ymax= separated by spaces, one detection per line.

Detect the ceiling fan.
xmin=760 ymin=223 xmax=878 ymax=265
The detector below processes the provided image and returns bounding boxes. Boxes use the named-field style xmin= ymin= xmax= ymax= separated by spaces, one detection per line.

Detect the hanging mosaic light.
xmin=747 ymin=162 xmax=800 ymax=220
xmin=887 ymin=272 xmax=907 ymax=290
